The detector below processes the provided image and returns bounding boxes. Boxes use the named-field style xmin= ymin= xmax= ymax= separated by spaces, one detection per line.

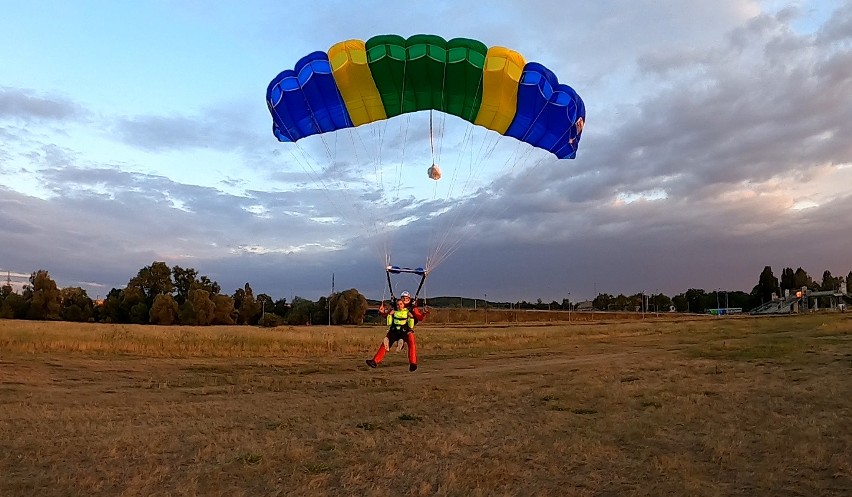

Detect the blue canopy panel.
xmin=551 ymin=86 xmax=585 ymax=159
xmin=504 ymin=62 xmax=582 ymax=159
xmin=265 ymin=51 xmax=353 ymax=142
xmin=537 ymin=84 xmax=583 ymax=159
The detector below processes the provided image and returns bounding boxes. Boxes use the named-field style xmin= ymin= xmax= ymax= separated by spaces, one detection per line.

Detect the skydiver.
xmin=366 ymin=297 xmax=418 ymax=371
xmin=380 ymin=290 xmax=427 ymax=325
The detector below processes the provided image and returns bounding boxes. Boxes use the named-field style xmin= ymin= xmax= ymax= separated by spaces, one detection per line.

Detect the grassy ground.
xmin=1 ymin=314 xmax=850 ymax=496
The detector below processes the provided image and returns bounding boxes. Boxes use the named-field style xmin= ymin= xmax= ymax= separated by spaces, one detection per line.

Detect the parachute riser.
xmin=385 ymin=265 xmax=428 ymax=302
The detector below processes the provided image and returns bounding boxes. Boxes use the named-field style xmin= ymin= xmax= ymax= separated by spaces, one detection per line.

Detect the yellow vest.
xmin=387 ymin=308 xmax=414 ymax=329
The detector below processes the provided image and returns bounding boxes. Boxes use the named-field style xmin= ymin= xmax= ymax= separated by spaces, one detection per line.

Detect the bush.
xmin=259 ymin=312 xmax=283 ymax=327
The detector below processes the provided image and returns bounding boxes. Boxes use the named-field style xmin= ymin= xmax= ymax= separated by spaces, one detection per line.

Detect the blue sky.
xmin=1 ymin=0 xmax=851 ymax=302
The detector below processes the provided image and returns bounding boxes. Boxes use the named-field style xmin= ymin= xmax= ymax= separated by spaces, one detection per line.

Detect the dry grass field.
xmin=1 ymin=313 xmax=851 ymax=496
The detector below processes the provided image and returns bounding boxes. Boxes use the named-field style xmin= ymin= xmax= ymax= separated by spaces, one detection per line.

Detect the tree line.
xmin=439 ymin=265 xmax=850 ymax=314
xmin=0 ymin=262 xmax=368 ymax=326
xmin=1 ymin=263 xmax=849 ymax=325
xmin=588 ymin=265 xmax=850 ymax=313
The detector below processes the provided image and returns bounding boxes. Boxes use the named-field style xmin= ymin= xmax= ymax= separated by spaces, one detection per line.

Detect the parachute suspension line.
xmin=428 ymin=127 xmax=546 ymax=271
xmin=429 ymin=110 xmax=436 ymax=167
xmin=429 ymin=58 xmax=448 ymax=172
xmin=326 ymin=68 xmax=394 ymax=271
xmin=436 ymin=59 xmax=449 ymax=168
xmin=297 ymin=93 xmax=338 ymax=164
xmin=343 ymin=125 xmax=390 ymax=263
xmin=427 ymin=68 xmax=497 ymax=271
xmin=394 ymin=51 xmax=412 ymax=203
xmin=436 ymin=153 xmax=550 ymax=267
xmin=437 ymin=66 xmax=488 ymax=203
xmin=426 ymin=121 xmax=476 ymax=266
xmin=305 ymin=92 xmax=389 ymax=258
xmin=284 ymin=144 xmax=360 ymax=232
xmin=424 ymin=64 xmax=485 ymax=269
xmin=395 ymin=113 xmax=414 ymax=201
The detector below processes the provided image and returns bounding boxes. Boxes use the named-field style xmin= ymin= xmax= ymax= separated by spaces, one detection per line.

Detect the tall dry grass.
xmin=1 ymin=313 xmax=850 ymax=496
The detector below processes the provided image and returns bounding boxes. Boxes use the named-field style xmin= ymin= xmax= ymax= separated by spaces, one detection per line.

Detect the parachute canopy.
xmin=267 ymin=34 xmax=585 ymax=159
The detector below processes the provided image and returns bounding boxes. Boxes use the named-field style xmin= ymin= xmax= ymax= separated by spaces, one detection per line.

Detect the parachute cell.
xmin=504 ymin=63 xmax=583 ymax=159
xmin=328 ymin=39 xmax=387 ymax=126
xmin=474 ymin=47 xmax=526 ymax=134
xmin=443 ymin=37 xmax=488 ymax=121
xmin=364 ymin=35 xmax=408 ymax=118
xmin=267 ymin=51 xmax=352 ymax=141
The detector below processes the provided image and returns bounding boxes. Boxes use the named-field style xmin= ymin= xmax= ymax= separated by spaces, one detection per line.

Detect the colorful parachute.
xmin=266 ymin=34 xmax=585 ymax=159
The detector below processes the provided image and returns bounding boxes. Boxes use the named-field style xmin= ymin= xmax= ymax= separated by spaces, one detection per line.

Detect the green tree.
xmin=780 ymin=267 xmax=796 ymax=296
xmin=592 ymin=293 xmax=613 ymax=311
xmin=793 ymin=267 xmax=814 ymax=290
xmin=751 ymin=266 xmax=779 ymax=305
xmin=0 ymin=283 xmax=9 ymax=316
xmin=314 ymin=296 xmax=329 ymax=324
xmin=329 ymin=288 xmax=369 ymax=325
xmin=272 ymin=298 xmax=290 ymax=318
xmin=120 ymin=286 xmax=147 ymax=323
xmin=820 ymin=270 xmax=841 ymax=292
xmin=257 ymin=293 xmax=274 ymax=315
xmin=683 ymin=288 xmax=707 ymax=313
xmin=721 ymin=291 xmax=751 ymax=310
xmin=0 ymin=292 xmax=28 ymax=319
xmin=847 ymin=271 xmax=852 ymax=294
xmin=195 ymin=276 xmax=221 ymax=296
xmin=128 ymin=262 xmax=174 ymax=307
xmin=233 ymin=283 xmax=261 ymax=325
xmin=259 ymin=312 xmax=284 ymax=327
xmin=287 ymin=296 xmax=316 ymax=325
xmin=128 ymin=302 xmax=149 ymax=324
xmin=60 ymin=287 xmax=94 ymax=322
xmin=171 ymin=265 xmax=198 ymax=305
xmin=211 ymin=294 xmax=236 ymax=325
xmin=671 ymin=293 xmax=688 ymax=312
xmin=150 ymin=294 xmax=180 ymax=325
xmin=650 ymin=293 xmax=672 ymax=312
xmin=23 ymin=270 xmax=62 ymax=320
xmin=100 ymin=288 xmax=124 ymax=323
xmin=184 ymin=288 xmax=215 ymax=325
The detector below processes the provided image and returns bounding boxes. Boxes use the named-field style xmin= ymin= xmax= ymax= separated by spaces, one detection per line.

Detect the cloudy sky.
xmin=1 ymin=0 xmax=850 ymax=303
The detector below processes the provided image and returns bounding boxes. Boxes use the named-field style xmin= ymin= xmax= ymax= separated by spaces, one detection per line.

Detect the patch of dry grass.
xmin=1 ymin=313 xmax=850 ymax=496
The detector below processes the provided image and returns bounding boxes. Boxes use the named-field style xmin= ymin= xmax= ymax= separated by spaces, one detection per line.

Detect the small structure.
xmin=574 ymin=300 xmax=594 ymax=311
xmin=750 ymin=286 xmax=852 ymax=315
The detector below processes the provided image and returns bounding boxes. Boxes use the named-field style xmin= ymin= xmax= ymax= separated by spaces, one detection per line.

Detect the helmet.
xmin=401 ymin=291 xmax=411 ymax=298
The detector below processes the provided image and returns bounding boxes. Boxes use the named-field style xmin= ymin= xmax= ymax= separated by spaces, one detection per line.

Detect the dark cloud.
xmin=817 ymin=2 xmax=852 ymax=44
xmin=0 ymin=87 xmax=84 ymax=120
xmin=564 ymin=7 xmax=852 ymax=208
xmin=112 ymin=99 xmax=263 ymax=152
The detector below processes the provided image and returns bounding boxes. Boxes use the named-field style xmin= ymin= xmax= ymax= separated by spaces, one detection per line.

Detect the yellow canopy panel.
xmin=328 ymin=39 xmax=387 ymax=126
xmin=474 ymin=46 xmax=526 ymax=134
